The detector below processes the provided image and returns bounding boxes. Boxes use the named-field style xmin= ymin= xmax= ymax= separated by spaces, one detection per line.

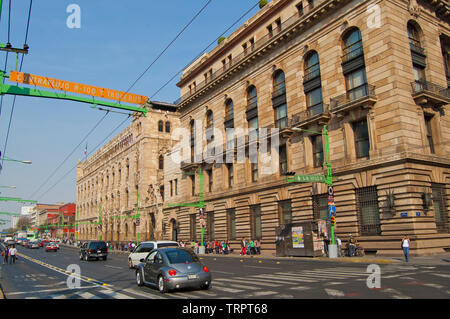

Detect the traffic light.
xmin=331 ymin=216 xmax=336 ymax=227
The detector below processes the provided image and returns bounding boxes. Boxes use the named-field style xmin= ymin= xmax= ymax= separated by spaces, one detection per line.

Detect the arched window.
xmin=272 ymin=70 xmax=288 ymax=129
xmin=304 ymin=51 xmax=323 ymax=115
xmin=407 ymin=21 xmax=426 ymax=85
xmin=158 ymin=154 xmax=164 ymax=170
xmin=342 ymin=28 xmax=368 ymax=100
xmin=190 ymin=120 xmax=196 ymax=163
xmin=158 ymin=120 xmax=164 ymax=132
xmin=165 ymin=121 xmax=171 ymax=133
xmin=206 ymin=110 xmax=214 ymax=156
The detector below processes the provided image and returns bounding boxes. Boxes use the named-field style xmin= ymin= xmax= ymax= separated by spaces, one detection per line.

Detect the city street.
xmin=1 ymin=245 xmax=450 ymax=299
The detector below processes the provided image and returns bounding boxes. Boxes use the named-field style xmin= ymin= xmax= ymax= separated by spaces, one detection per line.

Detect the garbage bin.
xmin=328 ymin=244 xmax=338 ymax=258
xmin=198 ymin=245 xmax=206 ymax=254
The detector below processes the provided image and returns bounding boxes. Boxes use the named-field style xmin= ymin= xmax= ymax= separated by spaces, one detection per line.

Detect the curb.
xmin=0 ymin=283 xmax=5 ymax=300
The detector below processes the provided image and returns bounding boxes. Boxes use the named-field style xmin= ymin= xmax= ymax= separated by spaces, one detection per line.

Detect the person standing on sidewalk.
xmin=9 ymin=245 xmax=17 ymax=264
xmin=402 ymin=235 xmax=410 ymax=262
xmin=336 ymin=237 xmax=342 ymax=257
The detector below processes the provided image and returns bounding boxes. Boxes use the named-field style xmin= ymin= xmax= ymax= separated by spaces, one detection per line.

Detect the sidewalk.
xmin=61 ymin=244 xmax=450 ymax=265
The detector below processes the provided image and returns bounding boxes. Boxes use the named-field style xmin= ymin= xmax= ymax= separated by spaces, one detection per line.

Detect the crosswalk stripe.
xmin=325 ymin=288 xmax=345 ymax=297
xmin=208 ymin=283 xmax=244 ymax=293
xmin=243 ymin=275 xmax=315 ymax=285
xmin=285 ymin=270 xmax=368 ymax=277
xmin=383 ymin=288 xmax=411 ymax=299
xmin=251 ymin=274 xmax=317 ymax=283
xmin=220 ymin=277 xmax=282 ymax=288
xmin=97 ymin=289 xmax=133 ymax=299
xmin=281 ymin=273 xmax=360 ymax=280
xmin=211 ymin=280 xmax=260 ymax=291
xmin=250 ymin=291 xmax=278 ymax=297
xmin=77 ymin=292 xmax=101 ymax=299
xmin=122 ymin=288 xmax=167 ymax=299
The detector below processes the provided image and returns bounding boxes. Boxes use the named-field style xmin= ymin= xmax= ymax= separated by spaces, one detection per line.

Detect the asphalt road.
xmin=1 ymin=245 xmax=450 ymax=299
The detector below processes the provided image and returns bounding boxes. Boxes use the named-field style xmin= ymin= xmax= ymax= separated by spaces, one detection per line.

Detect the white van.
xmin=128 ymin=241 xmax=179 ymax=268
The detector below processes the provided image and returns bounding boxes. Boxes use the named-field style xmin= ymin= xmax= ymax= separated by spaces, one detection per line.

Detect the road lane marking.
xmin=121 ymin=288 xmax=167 ymax=299
xmin=251 ymin=274 xmax=317 ymax=283
xmin=250 ymin=291 xmax=279 ymax=297
xmin=6 ymin=286 xmax=94 ymax=296
xmin=104 ymin=265 xmax=123 ymax=270
xmin=219 ymin=277 xmax=282 ymax=287
xmin=325 ymin=288 xmax=345 ymax=297
xmin=77 ymin=292 xmax=101 ymax=299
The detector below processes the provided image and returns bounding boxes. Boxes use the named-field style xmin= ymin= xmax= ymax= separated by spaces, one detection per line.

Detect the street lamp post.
xmin=0 ymin=157 xmax=32 ymax=164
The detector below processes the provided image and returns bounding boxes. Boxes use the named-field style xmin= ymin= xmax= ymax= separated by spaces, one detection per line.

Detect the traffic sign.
xmin=136 ymin=218 xmax=140 ymax=227
xmin=287 ymin=174 xmax=326 ymax=183
xmin=328 ymin=186 xmax=334 ymax=196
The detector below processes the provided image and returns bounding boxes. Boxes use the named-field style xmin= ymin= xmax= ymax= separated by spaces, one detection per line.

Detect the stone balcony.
xmin=330 ymin=84 xmax=377 ymax=116
xmin=411 ymin=80 xmax=450 ymax=107
xmin=290 ymin=103 xmax=331 ymax=129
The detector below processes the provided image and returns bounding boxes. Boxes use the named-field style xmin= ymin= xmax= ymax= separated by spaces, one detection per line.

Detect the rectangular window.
xmin=190 ymin=175 xmax=195 ymax=196
xmin=249 ymin=38 xmax=255 ymax=51
xmin=306 ymin=87 xmax=323 ymax=114
xmin=175 ymin=179 xmax=178 ymax=195
xmin=424 ymin=114 xmax=435 ymax=154
xmin=275 ymin=18 xmax=281 ymax=33
xmin=312 ymin=135 xmax=324 ymax=168
xmin=250 ymin=205 xmax=262 ymax=240
xmin=307 ymin=0 xmax=314 ymax=9
xmin=279 ymin=200 xmax=292 ymax=225
xmin=222 ymin=59 xmax=227 ymax=71
xmin=227 ymin=208 xmax=236 ymax=240
xmin=207 ymin=212 xmax=215 ymax=240
xmin=353 ymin=119 xmax=370 ymax=158
xmin=227 ymin=164 xmax=234 ymax=188
xmin=228 ymin=55 xmax=232 ymax=67
xmin=267 ymin=24 xmax=273 ymax=38
xmin=170 ymin=181 xmax=173 ymax=197
xmin=313 ymin=194 xmax=329 ymax=220
xmin=207 ymin=169 xmax=213 ymax=192
xmin=242 ymin=43 xmax=248 ymax=55
xmin=345 ymin=69 xmax=367 ymax=100
xmin=251 ymin=162 xmax=258 ymax=182
xmin=279 ymin=143 xmax=288 ymax=175
xmin=296 ymin=2 xmax=304 ymax=16
xmin=274 ymin=104 xmax=288 ymax=129
xmin=248 ymin=117 xmax=259 ymax=142
xmin=356 ymin=186 xmax=381 ymax=236
xmin=190 ymin=214 xmax=196 ymax=241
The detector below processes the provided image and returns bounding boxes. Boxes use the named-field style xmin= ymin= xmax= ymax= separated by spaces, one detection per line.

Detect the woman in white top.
xmin=401 ymin=235 xmax=410 ymax=262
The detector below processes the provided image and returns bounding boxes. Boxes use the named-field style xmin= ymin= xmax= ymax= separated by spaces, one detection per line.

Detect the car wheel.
xmin=136 ymin=270 xmax=144 ymax=287
xmin=158 ymin=275 xmax=168 ymax=294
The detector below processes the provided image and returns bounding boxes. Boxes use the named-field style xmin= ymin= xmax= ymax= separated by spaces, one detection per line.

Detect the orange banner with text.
xmin=9 ymin=71 xmax=148 ymax=105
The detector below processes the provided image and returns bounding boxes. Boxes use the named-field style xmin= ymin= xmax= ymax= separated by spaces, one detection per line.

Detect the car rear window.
xmin=157 ymin=243 xmax=179 ymax=248
xmin=89 ymin=242 xmax=106 ymax=249
xmin=166 ymin=250 xmax=199 ymax=264
xmin=137 ymin=243 xmax=154 ymax=253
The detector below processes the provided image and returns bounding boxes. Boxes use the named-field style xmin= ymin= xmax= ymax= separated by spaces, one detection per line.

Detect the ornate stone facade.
xmin=163 ymin=0 xmax=450 ymax=256
xmin=76 ymin=105 xmax=180 ymax=243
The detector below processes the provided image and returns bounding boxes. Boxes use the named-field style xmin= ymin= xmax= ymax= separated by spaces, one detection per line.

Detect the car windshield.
xmin=90 ymin=242 xmax=106 ymax=249
xmin=158 ymin=243 xmax=179 ymax=248
xmin=137 ymin=244 xmax=154 ymax=253
xmin=165 ymin=250 xmax=199 ymax=264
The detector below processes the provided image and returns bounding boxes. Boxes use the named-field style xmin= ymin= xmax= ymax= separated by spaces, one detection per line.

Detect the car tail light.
xmin=168 ymin=269 xmax=177 ymax=276
xmin=88 ymin=249 xmax=91 ymax=254
xmin=203 ymin=266 xmax=209 ymax=273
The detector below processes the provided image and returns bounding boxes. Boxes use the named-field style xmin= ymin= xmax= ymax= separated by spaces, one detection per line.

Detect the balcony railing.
xmin=411 ymin=80 xmax=450 ymax=106
xmin=342 ymin=42 xmax=364 ymax=63
xmin=411 ymin=80 xmax=450 ymax=98
xmin=290 ymin=103 xmax=330 ymax=126
xmin=177 ymin=0 xmax=329 ymax=105
xmin=330 ymin=84 xmax=376 ymax=112
xmin=409 ymin=41 xmax=425 ymax=56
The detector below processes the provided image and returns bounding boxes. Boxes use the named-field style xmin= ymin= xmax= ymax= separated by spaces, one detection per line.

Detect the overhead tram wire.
xmin=35 ymin=114 xmax=133 ymax=202
xmin=1 ymin=0 xmax=33 ymax=168
xmin=0 ymin=0 xmax=13 ymax=119
xmin=149 ymin=0 xmax=261 ymax=100
xmin=28 ymin=110 xmax=110 ymax=200
xmin=116 ymin=0 xmax=213 ymax=104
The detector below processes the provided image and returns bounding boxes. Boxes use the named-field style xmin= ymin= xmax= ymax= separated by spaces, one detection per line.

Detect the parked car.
xmin=128 ymin=241 xmax=179 ymax=269
xmin=79 ymin=241 xmax=108 ymax=261
xmin=37 ymin=240 xmax=44 ymax=247
xmin=22 ymin=240 xmax=30 ymax=248
xmin=135 ymin=248 xmax=211 ymax=293
xmin=45 ymin=242 xmax=58 ymax=252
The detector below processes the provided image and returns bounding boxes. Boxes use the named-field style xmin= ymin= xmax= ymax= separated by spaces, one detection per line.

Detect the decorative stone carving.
xmin=408 ymin=0 xmax=421 ymax=17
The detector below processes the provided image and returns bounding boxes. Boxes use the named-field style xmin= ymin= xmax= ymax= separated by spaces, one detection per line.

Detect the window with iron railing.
xmin=275 ymin=104 xmax=288 ymax=129
xmin=356 ymin=186 xmax=381 ymax=236
xmin=432 ymin=183 xmax=449 ymax=233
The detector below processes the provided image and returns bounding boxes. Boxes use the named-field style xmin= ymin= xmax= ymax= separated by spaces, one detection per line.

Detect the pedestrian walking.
xmin=347 ymin=234 xmax=356 ymax=257
xmin=9 ymin=245 xmax=17 ymax=264
xmin=194 ymin=241 xmax=199 ymax=255
xmin=1 ymin=246 xmax=8 ymax=265
xmin=402 ymin=235 xmax=410 ymax=262
xmin=250 ymin=240 xmax=256 ymax=255
xmin=255 ymin=239 xmax=261 ymax=255
xmin=240 ymin=237 xmax=247 ymax=256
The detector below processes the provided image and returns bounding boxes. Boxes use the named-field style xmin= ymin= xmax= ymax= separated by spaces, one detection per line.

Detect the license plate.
xmin=97 ymin=250 xmax=101 ymax=253
xmin=188 ymin=274 xmax=198 ymax=280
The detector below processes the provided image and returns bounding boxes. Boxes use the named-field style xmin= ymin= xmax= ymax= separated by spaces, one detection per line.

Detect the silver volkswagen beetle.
xmin=136 ymin=247 xmax=212 ymax=293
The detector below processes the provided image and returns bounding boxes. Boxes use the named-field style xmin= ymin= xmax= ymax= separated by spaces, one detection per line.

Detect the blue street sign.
xmin=328 ymin=205 xmax=336 ymax=214
xmin=400 ymin=213 xmax=408 ymax=217
xmin=416 ymin=212 xmax=421 ymax=217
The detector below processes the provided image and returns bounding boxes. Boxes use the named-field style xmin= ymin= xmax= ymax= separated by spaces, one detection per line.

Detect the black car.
xmin=79 ymin=241 xmax=108 ymax=261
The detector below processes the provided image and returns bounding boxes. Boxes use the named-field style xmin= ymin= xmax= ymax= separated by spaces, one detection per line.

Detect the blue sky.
xmin=0 ymin=0 xmax=263 ymax=230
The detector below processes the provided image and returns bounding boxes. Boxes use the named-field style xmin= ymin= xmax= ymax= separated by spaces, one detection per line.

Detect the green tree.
xmin=259 ymin=0 xmax=268 ymax=9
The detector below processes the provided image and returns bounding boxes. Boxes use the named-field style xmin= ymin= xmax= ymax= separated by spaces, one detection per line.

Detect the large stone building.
xmin=163 ymin=0 xmax=450 ymax=256
xmin=76 ymin=103 xmax=180 ymax=243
